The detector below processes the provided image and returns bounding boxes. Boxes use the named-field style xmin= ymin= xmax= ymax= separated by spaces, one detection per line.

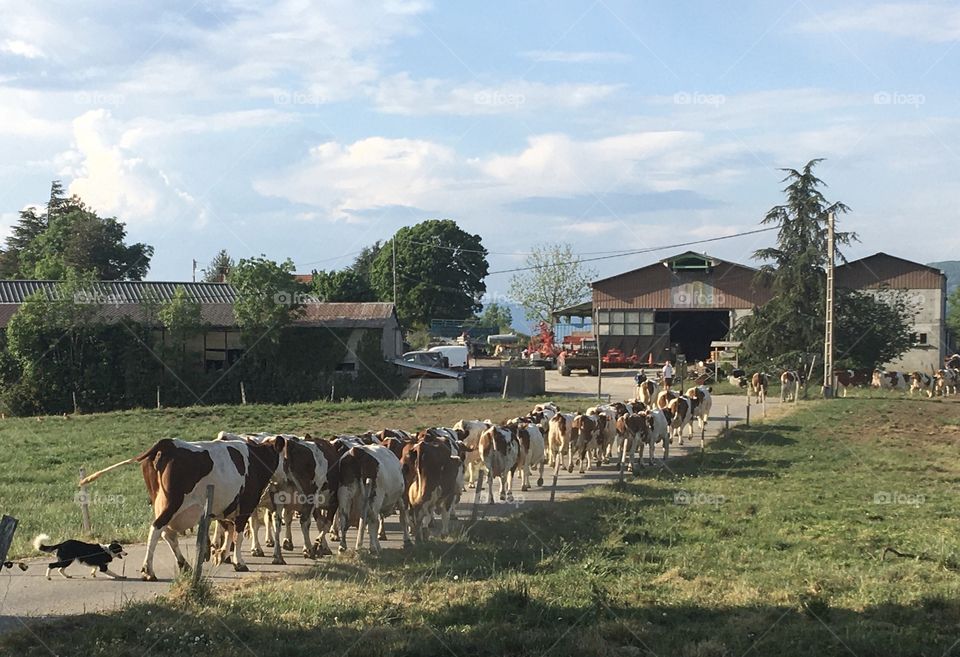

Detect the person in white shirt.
xmin=662 ymin=361 xmax=674 ymax=389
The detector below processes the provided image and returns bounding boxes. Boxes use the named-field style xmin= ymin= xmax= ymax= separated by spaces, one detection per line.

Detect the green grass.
xmin=5 ymin=396 xmax=960 ymax=655
xmin=0 ymin=396 xmax=542 ymax=558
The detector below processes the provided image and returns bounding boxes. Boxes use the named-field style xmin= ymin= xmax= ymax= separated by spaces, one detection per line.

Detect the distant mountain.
xmin=929 ymin=261 xmax=960 ymax=294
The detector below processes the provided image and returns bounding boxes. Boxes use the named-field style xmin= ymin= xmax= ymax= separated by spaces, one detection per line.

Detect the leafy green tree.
xmin=229 ymin=256 xmax=304 ymax=347
xmin=947 ymin=286 xmax=960 ymax=344
xmin=312 ymin=268 xmax=376 ymax=302
xmin=370 ymin=220 xmax=488 ymax=325
xmin=737 ymin=159 xmax=855 ymax=368
xmin=508 ymin=243 xmax=596 ymax=324
xmin=0 ymin=181 xmax=153 ymax=280
xmin=159 ymin=285 xmax=204 ymax=373
xmin=202 ymin=249 xmax=234 ymax=283
xmin=835 ymin=288 xmax=915 ymax=370
xmin=470 ymin=301 xmax=513 ymax=331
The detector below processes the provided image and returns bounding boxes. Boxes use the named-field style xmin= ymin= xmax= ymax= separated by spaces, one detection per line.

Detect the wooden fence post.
xmin=549 ymin=457 xmax=562 ymax=502
xmin=192 ymin=484 xmax=215 ymax=586
xmin=724 ymin=405 xmax=730 ymax=432
xmin=72 ymin=391 xmax=79 ymax=415
xmin=240 ymin=381 xmax=247 ymax=405
xmin=78 ymin=467 xmax=92 ymax=535
xmin=745 ymin=392 xmax=751 ymax=428
xmin=156 ymin=386 xmax=161 ymax=409
xmin=415 ymin=378 xmax=423 ymax=402
xmin=0 ymin=515 xmax=18 ymax=566
xmin=502 ymin=375 xmax=510 ymax=400
xmin=470 ymin=470 xmax=485 ymax=522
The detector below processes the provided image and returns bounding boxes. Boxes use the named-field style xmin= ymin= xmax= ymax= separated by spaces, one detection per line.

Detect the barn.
xmin=554 ymin=250 xmax=947 ymax=370
xmin=555 ymin=251 xmax=773 ymax=363
xmin=836 ymin=252 xmax=947 ymax=372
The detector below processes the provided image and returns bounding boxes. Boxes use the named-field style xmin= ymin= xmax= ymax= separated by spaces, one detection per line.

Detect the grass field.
xmin=0 ymin=396 xmax=543 ymax=559
xmin=5 ymin=395 xmax=960 ymax=656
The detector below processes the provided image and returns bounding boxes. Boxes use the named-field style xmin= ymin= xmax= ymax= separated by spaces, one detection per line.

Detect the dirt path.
xmin=0 ymin=393 xmax=782 ymax=633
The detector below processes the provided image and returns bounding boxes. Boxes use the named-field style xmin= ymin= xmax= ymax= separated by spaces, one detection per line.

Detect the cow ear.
xmin=303 ymin=433 xmax=312 ymax=440
xmin=274 ymin=435 xmax=286 ymax=452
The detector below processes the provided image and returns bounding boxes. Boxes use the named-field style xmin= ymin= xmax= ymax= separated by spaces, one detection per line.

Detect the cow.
xmin=507 ymin=420 xmax=546 ymax=490
xmin=935 ymin=368 xmax=960 ymax=396
xmin=686 ymin=386 xmax=712 ymax=446
xmin=908 ymin=371 xmax=935 ymax=398
xmin=478 ymin=426 xmax=520 ymax=503
xmin=586 ymin=404 xmax=620 ymax=463
xmin=780 ymin=371 xmax=801 ymax=402
xmin=399 ymin=440 xmax=463 ymax=542
xmin=728 ymin=368 xmax=749 ymax=388
xmin=331 ymin=443 xmax=409 ymax=554
xmin=946 ymin=354 xmax=960 ymax=370
xmin=625 ymin=399 xmax=646 ymax=414
xmin=637 ymin=380 xmax=657 ymax=406
xmin=615 ymin=413 xmax=648 ymax=471
xmin=666 ymin=396 xmax=694 ymax=445
xmin=751 ymin=373 xmax=768 ymax=404
xmin=452 ymin=419 xmax=492 ymax=488
xmin=78 ymin=436 xmax=288 ymax=580
xmin=645 ymin=408 xmax=672 ymax=463
xmin=570 ymin=413 xmax=605 ymax=474
xmin=872 ymin=370 xmax=907 ymax=392
xmin=834 ymin=369 xmax=872 ymax=397
xmin=656 ymin=389 xmax=679 ymax=409
xmin=547 ymin=412 xmax=575 ymax=471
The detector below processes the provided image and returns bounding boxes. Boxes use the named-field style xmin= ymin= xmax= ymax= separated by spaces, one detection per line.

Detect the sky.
xmin=0 ymin=0 xmax=958 ymax=315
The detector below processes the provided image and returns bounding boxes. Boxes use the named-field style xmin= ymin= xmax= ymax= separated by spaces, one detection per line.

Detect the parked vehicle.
xmin=401 ymin=350 xmax=446 ymax=368
xmin=557 ymin=339 xmax=600 ymax=376
xmin=428 ymin=345 xmax=468 ymax=369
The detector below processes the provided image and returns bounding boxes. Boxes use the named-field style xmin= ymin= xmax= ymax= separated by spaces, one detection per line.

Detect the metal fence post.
xmin=192 ymin=484 xmax=215 ymax=586
xmin=78 ymin=467 xmax=92 ymax=534
xmin=0 ymin=515 xmax=18 ymax=566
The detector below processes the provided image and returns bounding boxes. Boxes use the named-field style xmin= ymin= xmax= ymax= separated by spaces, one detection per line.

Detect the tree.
xmin=736 ymin=159 xmax=855 ymax=368
xmin=159 ymin=285 xmax=205 ymax=374
xmin=470 ymin=301 xmax=513 ymax=331
xmin=834 ymin=288 xmax=915 ymax=370
xmin=0 ymin=181 xmax=153 ymax=280
xmin=202 ymin=249 xmax=234 ymax=282
xmin=229 ymin=256 xmax=304 ymax=346
xmin=312 ymin=268 xmax=376 ymax=302
xmin=948 ymin=287 xmax=960 ymax=344
xmin=508 ymin=243 xmax=596 ymax=325
xmin=370 ymin=220 xmax=488 ymax=325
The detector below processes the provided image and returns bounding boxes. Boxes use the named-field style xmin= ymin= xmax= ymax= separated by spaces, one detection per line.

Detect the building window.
xmin=918 ymin=332 xmax=928 ymax=345
xmin=596 ymin=309 xmax=656 ymax=336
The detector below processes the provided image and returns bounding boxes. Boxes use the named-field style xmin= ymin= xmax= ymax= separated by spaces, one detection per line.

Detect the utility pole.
xmin=392 ymin=239 xmax=397 ymax=303
xmin=822 ymin=210 xmax=835 ymax=399
xmin=191 ymin=259 xmax=197 ymax=283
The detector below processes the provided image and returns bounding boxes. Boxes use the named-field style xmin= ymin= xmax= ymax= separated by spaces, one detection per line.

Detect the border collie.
xmin=33 ymin=534 xmax=127 ymax=580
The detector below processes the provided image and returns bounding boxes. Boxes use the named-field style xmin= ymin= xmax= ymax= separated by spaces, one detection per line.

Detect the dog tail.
xmin=32 ymin=534 xmax=56 ymax=553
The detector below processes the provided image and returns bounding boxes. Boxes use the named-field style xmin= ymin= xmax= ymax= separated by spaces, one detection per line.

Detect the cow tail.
xmin=78 ymin=439 xmax=172 ymax=487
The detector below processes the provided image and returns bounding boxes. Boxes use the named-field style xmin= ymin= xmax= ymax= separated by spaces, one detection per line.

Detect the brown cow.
xmin=750 ymin=373 xmax=768 ymax=404
xmin=400 ymin=440 xmax=463 ymax=541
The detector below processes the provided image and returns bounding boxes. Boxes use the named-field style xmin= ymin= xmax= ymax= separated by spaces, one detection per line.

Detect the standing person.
xmin=662 ymin=361 xmax=674 ymax=390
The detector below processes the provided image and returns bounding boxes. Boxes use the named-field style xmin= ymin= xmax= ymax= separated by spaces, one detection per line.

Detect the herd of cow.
xmin=77 ymin=385 xmax=715 ymax=582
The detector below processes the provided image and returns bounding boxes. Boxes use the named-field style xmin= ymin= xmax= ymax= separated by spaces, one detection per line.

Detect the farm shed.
xmin=836 ymin=253 xmax=947 ymax=372
xmin=555 ymin=252 xmax=773 ymax=363
xmin=0 ymin=280 xmax=403 ymax=370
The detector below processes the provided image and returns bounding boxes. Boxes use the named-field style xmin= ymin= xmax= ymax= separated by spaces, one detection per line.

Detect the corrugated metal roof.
xmin=836 ymin=252 xmax=946 ymax=290
xmin=0 ymin=280 xmax=237 ymax=304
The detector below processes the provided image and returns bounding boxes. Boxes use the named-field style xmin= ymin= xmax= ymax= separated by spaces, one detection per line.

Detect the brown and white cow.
xmin=507 ymin=420 xmax=545 ymax=490
xmin=685 ymin=386 xmax=712 ymax=446
xmin=908 ymin=371 xmax=935 ymax=397
xmin=547 ymin=412 xmax=575 ymax=471
xmin=637 ymin=380 xmax=658 ymax=406
xmin=79 ymin=436 xmax=287 ymax=580
xmin=666 ymin=396 xmax=694 ymax=445
xmin=478 ymin=426 xmax=520 ymax=503
xmin=399 ymin=440 xmax=463 ymax=542
xmin=645 ymin=408 xmax=672 ymax=462
xmin=452 ymin=419 xmax=492 ymax=488
xmin=656 ymin=389 xmax=679 ymax=409
xmin=570 ymin=413 xmax=606 ymax=474
xmin=615 ymin=413 xmax=648 ymax=471
xmin=780 ymin=371 xmax=800 ymax=402
xmin=872 ymin=370 xmax=907 ymax=392
xmin=935 ymin=368 xmax=960 ymax=396
xmin=625 ymin=399 xmax=646 ymax=414
xmin=750 ymin=373 xmax=768 ymax=404
xmin=946 ymin=354 xmax=960 ymax=370
xmin=331 ymin=443 xmax=408 ymax=554
xmin=835 ymin=369 xmax=871 ymax=397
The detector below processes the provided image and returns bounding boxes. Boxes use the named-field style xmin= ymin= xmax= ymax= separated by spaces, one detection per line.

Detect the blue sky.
xmin=0 ymin=1 xmax=957 ymax=316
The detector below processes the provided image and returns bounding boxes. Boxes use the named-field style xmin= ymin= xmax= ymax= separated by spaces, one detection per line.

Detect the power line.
xmin=485 ymin=226 xmax=778 ymax=275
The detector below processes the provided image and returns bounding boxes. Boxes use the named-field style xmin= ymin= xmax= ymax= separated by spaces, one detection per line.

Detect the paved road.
xmin=0 ymin=393 xmax=777 ymax=633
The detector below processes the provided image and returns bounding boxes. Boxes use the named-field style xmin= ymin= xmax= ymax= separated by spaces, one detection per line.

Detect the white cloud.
xmin=373 ymin=73 xmax=621 ymax=115
xmin=0 ymin=39 xmax=44 ymax=59
xmin=60 ymin=110 xmax=203 ymax=224
xmin=799 ymin=3 xmax=960 ymax=42
xmin=520 ymin=50 xmax=631 ymax=63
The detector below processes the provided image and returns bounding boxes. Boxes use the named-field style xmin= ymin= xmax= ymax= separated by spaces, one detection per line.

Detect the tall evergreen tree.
xmin=202 ymin=249 xmax=235 ymax=282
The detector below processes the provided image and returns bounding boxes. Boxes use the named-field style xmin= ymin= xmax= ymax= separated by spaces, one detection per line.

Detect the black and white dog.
xmin=33 ymin=534 xmax=127 ymax=580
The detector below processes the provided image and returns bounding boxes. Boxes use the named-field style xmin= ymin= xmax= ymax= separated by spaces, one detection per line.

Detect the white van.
xmin=428 ymin=345 xmax=469 ymax=369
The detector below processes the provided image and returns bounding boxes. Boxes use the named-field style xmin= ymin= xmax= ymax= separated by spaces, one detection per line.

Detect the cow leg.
xmin=263 ymin=508 xmax=275 ymax=547
xmin=298 ymin=506 xmax=315 ymax=558
xmin=281 ymin=506 xmax=295 ymax=551
xmin=537 ymin=459 xmax=544 ymax=487
xmin=338 ymin=505 xmax=350 ymax=553
xmin=271 ymin=508 xmax=286 ymax=565
xmin=232 ymin=516 xmax=252 ymax=572
xmin=521 ymin=460 xmax=531 ymax=492
xmin=249 ymin=510 xmax=265 ymax=557
xmin=141 ymin=523 xmax=163 ymax=581
xmin=210 ymin=520 xmax=224 ymax=562
xmin=366 ymin=502 xmax=382 ymax=555
xmin=566 ymin=443 xmax=574 ymax=473
xmin=161 ymin=527 xmax=188 ymax=572
xmin=487 ymin=465 xmax=496 ymax=504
